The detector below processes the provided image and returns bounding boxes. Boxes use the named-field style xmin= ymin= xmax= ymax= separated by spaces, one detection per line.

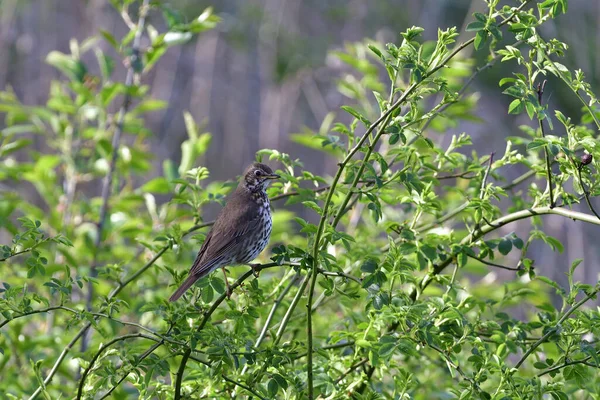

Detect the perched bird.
xmin=169 ymin=162 xmax=280 ymax=301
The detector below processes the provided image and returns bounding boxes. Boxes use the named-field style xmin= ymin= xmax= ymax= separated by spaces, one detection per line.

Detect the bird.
xmin=169 ymin=162 xmax=280 ymax=302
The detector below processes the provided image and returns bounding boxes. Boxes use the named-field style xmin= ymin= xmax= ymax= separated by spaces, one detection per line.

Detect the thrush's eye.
xmin=254 ymin=170 xmax=262 ymax=177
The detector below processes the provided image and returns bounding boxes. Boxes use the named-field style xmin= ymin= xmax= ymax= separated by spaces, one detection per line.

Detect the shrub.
xmin=1 ymin=0 xmax=600 ymax=399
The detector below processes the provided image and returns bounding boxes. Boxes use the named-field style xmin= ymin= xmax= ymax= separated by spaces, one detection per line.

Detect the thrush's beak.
xmin=266 ymin=173 xmax=280 ymax=180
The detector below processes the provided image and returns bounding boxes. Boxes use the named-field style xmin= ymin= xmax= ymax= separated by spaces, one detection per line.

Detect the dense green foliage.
xmin=2 ymin=0 xmax=600 ymax=399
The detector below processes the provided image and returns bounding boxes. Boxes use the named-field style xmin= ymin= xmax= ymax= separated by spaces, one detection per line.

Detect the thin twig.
xmin=536 ymin=79 xmax=555 ymax=209
xmin=429 ymin=344 xmax=482 ymax=392
xmin=334 ymin=358 xmax=368 ymax=384
xmin=467 ymin=254 xmax=521 ymax=271
xmin=576 ymin=162 xmax=600 ymax=221
xmin=436 ymin=171 xmax=477 ymax=180
xmin=0 ymin=237 xmax=52 ymax=262
xmin=221 ymin=374 xmax=267 ymax=400
xmin=480 ymin=153 xmax=495 ymax=200
xmin=319 ymin=269 xmax=362 ymax=284
xmin=420 ymin=40 xmax=523 ymax=133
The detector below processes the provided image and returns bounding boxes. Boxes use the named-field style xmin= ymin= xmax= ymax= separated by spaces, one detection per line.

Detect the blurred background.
xmin=1 ymin=0 xmax=599 ymax=293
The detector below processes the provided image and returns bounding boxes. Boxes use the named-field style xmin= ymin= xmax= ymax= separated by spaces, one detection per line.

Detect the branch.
xmin=418 ymin=206 xmax=600 ymax=298
xmin=333 ymin=358 xmax=368 ymax=385
xmin=319 ymin=269 xmax=363 ymax=284
xmin=82 ymin=0 xmax=151 ymax=354
xmin=0 ymin=238 xmax=51 ymax=262
xmin=429 ymin=344 xmax=482 ymax=393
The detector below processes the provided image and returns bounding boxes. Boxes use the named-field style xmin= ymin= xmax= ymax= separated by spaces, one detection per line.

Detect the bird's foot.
xmin=225 ymin=279 xmax=233 ymax=299
xmin=249 ymin=263 xmax=261 ymax=278
xmin=222 ymin=267 xmax=233 ymax=299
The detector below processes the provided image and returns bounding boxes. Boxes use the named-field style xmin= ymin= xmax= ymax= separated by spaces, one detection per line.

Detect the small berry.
xmin=581 ymin=153 xmax=593 ymax=166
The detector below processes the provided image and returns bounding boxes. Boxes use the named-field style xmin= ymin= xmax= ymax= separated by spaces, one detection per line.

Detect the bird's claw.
xmin=249 ymin=263 xmax=261 ymax=278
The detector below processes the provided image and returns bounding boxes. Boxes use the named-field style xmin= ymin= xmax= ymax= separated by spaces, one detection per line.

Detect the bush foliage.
xmin=2 ymin=0 xmax=600 ymax=399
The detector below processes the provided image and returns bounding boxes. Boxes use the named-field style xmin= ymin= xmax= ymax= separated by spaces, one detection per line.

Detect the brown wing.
xmin=169 ymin=188 xmax=262 ymax=301
xmin=188 ymin=207 xmax=261 ymax=277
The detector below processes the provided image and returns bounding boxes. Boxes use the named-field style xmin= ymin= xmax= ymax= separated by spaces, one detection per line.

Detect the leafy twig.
xmin=76 ymin=333 xmax=157 ymax=400
xmin=515 ymin=286 xmax=600 ymax=369
xmin=537 ymin=351 xmax=600 ymax=377
xmin=0 ymin=238 xmax=51 ymax=262
xmin=575 ymin=160 xmax=600 ymax=221
xmin=418 ymin=206 xmax=600 ymax=298
xmin=334 ymin=358 xmax=368 ymax=385
xmin=221 ymin=374 xmax=267 ymax=400
xmin=429 ymin=344 xmax=482 ymax=393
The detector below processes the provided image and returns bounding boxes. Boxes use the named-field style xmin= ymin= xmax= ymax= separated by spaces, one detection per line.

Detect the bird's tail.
xmin=169 ymin=274 xmax=199 ymax=302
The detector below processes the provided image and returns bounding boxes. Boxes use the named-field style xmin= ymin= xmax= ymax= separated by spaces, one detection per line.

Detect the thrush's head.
xmin=241 ymin=162 xmax=280 ymax=193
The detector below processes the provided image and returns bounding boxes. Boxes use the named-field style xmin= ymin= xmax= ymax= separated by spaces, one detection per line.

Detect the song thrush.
xmin=169 ymin=163 xmax=280 ymax=301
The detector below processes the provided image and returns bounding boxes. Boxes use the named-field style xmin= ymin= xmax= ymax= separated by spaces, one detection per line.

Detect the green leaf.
xmin=474 ymin=30 xmax=488 ymax=50
xmin=360 ymin=259 xmax=378 ymax=273
xmin=527 ymin=139 xmax=547 ymax=151
xmin=465 ymin=21 xmax=485 ymax=32
xmin=508 ymin=99 xmax=524 ymax=114
xmin=267 ymin=378 xmax=279 ymax=398
xmin=133 ymin=99 xmax=167 ymax=114
xmin=498 ymin=239 xmax=512 ymax=255
xmin=302 ymin=201 xmax=323 ymax=215
xmin=389 ymin=133 xmax=400 ymax=145
xmin=100 ymin=30 xmax=119 ymax=49
xmin=46 ymin=51 xmax=87 ymax=82
xmin=341 ymin=105 xmax=370 ymax=126
xmin=141 ymin=177 xmax=172 ymax=194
